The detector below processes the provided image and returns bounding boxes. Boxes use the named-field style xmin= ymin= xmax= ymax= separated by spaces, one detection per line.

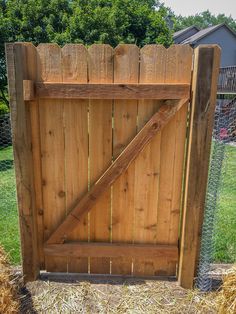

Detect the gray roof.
xmin=181 ymin=23 xmax=236 ymax=44
xmin=173 ymin=25 xmax=199 ymax=39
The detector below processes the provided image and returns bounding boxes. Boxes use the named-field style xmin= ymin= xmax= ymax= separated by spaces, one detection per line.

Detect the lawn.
xmin=213 ymin=144 xmax=236 ymax=262
xmin=0 ymin=145 xmax=20 ymax=264
xmin=0 ymin=145 xmax=235 ymax=265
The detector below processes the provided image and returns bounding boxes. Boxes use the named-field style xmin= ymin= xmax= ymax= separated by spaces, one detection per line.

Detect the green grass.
xmin=0 ymin=145 xmax=235 ymax=265
xmin=0 ymin=146 xmax=20 ymax=264
xmin=213 ymin=144 xmax=236 ymax=262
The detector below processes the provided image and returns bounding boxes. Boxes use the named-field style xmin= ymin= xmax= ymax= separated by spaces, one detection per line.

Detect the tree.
xmin=0 ymin=0 xmax=72 ymax=107
xmin=69 ymin=0 xmax=173 ymax=46
xmin=174 ymin=10 xmax=236 ymax=32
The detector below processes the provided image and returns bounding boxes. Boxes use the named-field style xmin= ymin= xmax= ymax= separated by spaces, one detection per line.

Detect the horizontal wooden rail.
xmin=23 ymin=80 xmax=190 ymax=100
xmin=47 ymin=98 xmax=188 ymax=244
xmin=44 ymin=243 xmax=178 ymax=260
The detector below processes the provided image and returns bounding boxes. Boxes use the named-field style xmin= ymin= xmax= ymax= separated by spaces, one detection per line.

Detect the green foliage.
xmin=68 ymin=0 xmax=173 ymax=46
xmin=174 ymin=10 xmax=236 ymax=32
xmin=0 ymin=101 xmax=9 ymax=115
xmin=0 ymin=4 xmax=8 ymax=104
xmin=0 ymin=0 xmax=173 ymax=46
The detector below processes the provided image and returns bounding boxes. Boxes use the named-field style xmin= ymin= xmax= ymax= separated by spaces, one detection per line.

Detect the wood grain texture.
xmin=23 ymin=79 xmax=35 ymax=101
xmin=156 ymin=45 xmax=192 ymax=276
xmin=166 ymin=45 xmax=193 ymax=275
xmin=30 ymin=82 xmax=190 ymax=100
xmin=24 ymin=43 xmax=45 ymax=269
xmin=62 ymin=44 xmax=89 ymax=273
xmin=178 ymin=45 xmax=221 ymax=289
xmin=133 ymin=45 xmax=166 ymax=276
xmin=47 ymin=99 xmax=187 ymax=245
xmin=37 ymin=44 xmax=67 ymax=272
xmin=112 ymin=44 xmax=139 ymax=275
xmin=88 ymin=45 xmax=113 ymax=274
xmin=45 ymin=243 xmax=178 ymax=260
xmin=5 ymin=43 xmax=39 ymax=281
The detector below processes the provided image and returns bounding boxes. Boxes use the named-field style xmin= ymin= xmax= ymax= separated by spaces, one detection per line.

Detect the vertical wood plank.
xmin=88 ymin=44 xmax=113 ymax=274
xmin=24 ymin=43 xmax=45 ymax=269
xmin=62 ymin=44 xmax=89 ymax=273
xmin=37 ymin=44 xmax=67 ymax=272
xmin=133 ymin=45 xmax=165 ymax=276
xmin=112 ymin=44 xmax=139 ymax=275
xmin=157 ymin=45 xmax=192 ymax=276
xmin=178 ymin=45 xmax=221 ymax=288
xmin=6 ymin=43 xmax=39 ymax=281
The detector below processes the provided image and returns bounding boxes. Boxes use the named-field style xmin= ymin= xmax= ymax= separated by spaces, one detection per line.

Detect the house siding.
xmin=193 ymin=27 xmax=236 ymax=66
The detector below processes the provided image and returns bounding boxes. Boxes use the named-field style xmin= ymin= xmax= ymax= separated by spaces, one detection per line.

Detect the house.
xmin=173 ymin=26 xmax=200 ymax=44
xmin=174 ymin=23 xmax=236 ymax=66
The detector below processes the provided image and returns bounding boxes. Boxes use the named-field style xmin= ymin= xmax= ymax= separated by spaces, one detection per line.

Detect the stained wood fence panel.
xmin=133 ymin=45 xmax=165 ymax=276
xmin=157 ymin=45 xmax=192 ymax=275
xmin=88 ymin=45 xmax=113 ymax=274
xmin=6 ymin=43 xmax=220 ymax=288
xmin=112 ymin=44 xmax=139 ymax=275
xmin=62 ymin=44 xmax=89 ymax=273
xmin=37 ymin=44 xmax=67 ymax=272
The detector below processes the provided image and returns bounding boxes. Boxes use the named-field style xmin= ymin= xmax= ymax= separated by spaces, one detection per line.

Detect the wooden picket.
xmin=6 ymin=43 xmax=220 ymax=288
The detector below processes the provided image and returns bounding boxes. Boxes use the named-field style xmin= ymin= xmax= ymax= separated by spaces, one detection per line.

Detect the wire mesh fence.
xmin=196 ymin=94 xmax=236 ymax=291
xmin=0 ymin=112 xmax=20 ymax=265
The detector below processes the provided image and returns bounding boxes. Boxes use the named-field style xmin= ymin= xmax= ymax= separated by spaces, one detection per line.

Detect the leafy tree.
xmin=174 ymin=10 xmax=236 ymax=32
xmin=69 ymin=0 xmax=173 ymax=46
xmin=0 ymin=0 xmax=72 ymax=106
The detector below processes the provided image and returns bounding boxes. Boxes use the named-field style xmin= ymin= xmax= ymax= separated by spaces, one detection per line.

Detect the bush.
xmin=0 ymin=102 xmax=9 ymax=116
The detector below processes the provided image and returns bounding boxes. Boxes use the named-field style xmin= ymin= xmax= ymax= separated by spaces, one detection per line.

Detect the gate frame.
xmin=6 ymin=43 xmax=220 ymax=288
xmin=178 ymin=45 xmax=220 ymax=288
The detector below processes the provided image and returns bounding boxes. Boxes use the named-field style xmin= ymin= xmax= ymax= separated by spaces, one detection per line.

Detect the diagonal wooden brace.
xmin=47 ymin=98 xmax=189 ymax=244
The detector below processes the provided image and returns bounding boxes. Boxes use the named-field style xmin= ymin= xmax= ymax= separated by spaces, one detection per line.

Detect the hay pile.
xmin=24 ymin=278 xmax=218 ymax=313
xmin=0 ymin=246 xmax=19 ymax=314
xmin=0 ymin=252 xmax=233 ymax=314
xmin=217 ymin=265 xmax=236 ymax=314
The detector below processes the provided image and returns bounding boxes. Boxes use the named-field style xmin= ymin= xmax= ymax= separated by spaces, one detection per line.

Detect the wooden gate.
xmin=6 ymin=43 xmax=220 ymax=288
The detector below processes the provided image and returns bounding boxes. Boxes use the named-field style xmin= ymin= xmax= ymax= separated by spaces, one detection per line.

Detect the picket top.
xmin=16 ymin=43 xmax=194 ymax=101
xmin=16 ymin=42 xmax=194 ymax=83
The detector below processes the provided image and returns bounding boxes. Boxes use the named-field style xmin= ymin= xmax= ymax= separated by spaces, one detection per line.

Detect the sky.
xmin=161 ymin=0 xmax=236 ymax=19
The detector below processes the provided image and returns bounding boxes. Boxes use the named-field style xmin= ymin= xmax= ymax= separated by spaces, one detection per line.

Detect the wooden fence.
xmin=218 ymin=66 xmax=236 ymax=94
xmin=6 ymin=43 xmax=220 ymax=289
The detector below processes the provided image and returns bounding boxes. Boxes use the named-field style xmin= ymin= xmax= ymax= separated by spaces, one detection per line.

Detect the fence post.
xmin=6 ymin=43 xmax=39 ymax=281
xmin=178 ymin=45 xmax=221 ymax=289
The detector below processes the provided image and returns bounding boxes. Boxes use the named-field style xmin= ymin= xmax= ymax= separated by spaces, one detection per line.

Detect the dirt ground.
xmin=16 ymin=272 xmax=222 ymax=314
